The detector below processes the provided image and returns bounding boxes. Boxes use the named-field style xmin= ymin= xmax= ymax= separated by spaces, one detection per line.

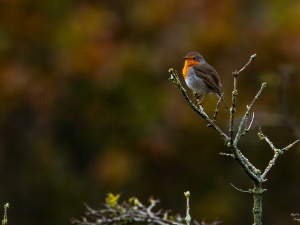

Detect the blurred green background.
xmin=0 ymin=0 xmax=299 ymax=224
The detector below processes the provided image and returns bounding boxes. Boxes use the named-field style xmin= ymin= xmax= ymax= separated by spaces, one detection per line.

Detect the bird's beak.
xmin=183 ymin=56 xmax=187 ymax=60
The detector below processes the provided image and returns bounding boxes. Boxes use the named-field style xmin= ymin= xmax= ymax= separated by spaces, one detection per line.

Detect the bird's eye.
xmin=193 ymin=57 xmax=197 ymax=60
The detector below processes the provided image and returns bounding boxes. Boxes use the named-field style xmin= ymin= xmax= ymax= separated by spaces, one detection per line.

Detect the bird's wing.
xmin=193 ymin=63 xmax=222 ymax=95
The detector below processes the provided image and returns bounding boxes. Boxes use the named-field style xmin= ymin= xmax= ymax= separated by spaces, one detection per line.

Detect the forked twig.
xmin=258 ymin=127 xmax=299 ymax=179
xmin=230 ymin=54 xmax=257 ymax=146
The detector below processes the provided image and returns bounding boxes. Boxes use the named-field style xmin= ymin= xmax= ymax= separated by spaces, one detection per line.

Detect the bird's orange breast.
xmin=182 ymin=60 xmax=199 ymax=79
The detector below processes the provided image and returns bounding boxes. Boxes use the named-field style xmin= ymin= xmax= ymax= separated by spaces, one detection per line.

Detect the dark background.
xmin=0 ymin=0 xmax=299 ymax=224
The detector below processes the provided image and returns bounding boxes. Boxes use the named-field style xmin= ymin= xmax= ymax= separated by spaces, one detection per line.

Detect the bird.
xmin=182 ymin=52 xmax=228 ymax=110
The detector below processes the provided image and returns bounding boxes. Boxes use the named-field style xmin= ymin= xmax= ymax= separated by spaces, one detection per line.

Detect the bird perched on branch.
xmin=182 ymin=52 xmax=228 ymax=110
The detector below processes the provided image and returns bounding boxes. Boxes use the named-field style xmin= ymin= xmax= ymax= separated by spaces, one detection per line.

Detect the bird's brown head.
xmin=182 ymin=52 xmax=205 ymax=79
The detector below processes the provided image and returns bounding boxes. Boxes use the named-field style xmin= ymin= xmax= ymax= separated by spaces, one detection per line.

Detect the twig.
xmin=240 ymin=112 xmax=255 ymax=137
xmin=219 ymin=152 xmax=235 ymax=158
xmin=184 ymin=191 xmax=191 ymax=225
xmin=230 ymin=183 xmax=251 ymax=193
xmin=226 ymin=54 xmax=263 ymax=183
xmin=2 ymin=203 xmax=9 ymax=225
xmin=147 ymin=198 xmax=160 ymax=216
xmin=212 ymin=97 xmax=222 ymax=122
xmin=259 ymin=127 xmax=299 ymax=179
xmin=229 ymin=87 xmax=236 ymax=147
xmin=245 ymin=112 xmax=255 ymax=133
xmin=281 ymin=140 xmax=299 ymax=152
xmin=257 ymin=127 xmax=276 ymax=150
xmin=234 ymin=83 xmax=267 ymax=145
xmin=229 ymin=54 xmax=256 ymax=146
xmin=236 ymin=54 xmax=257 ymax=75
xmin=232 ymin=147 xmax=262 ymax=183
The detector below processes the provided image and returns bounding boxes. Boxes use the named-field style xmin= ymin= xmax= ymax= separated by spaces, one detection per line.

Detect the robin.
xmin=182 ymin=52 xmax=228 ymax=110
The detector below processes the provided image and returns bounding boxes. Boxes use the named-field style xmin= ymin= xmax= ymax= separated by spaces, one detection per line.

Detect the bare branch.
xmin=232 ymin=147 xmax=262 ymax=183
xmin=184 ymin=191 xmax=191 ymax=225
xmin=257 ymin=127 xmax=276 ymax=151
xmin=230 ymin=183 xmax=251 ymax=193
xmin=261 ymin=135 xmax=299 ymax=179
xmin=219 ymin=152 xmax=235 ymax=158
xmin=280 ymin=139 xmax=299 ymax=153
xmin=2 ymin=203 xmax=9 ymax=225
xmin=234 ymin=83 xmax=267 ymax=146
xmin=230 ymin=54 xmax=257 ymax=146
xmin=229 ymin=91 xmax=236 ymax=147
xmin=240 ymin=112 xmax=255 ymax=137
xmin=236 ymin=54 xmax=257 ymax=76
xmin=212 ymin=96 xmax=222 ymax=122
xmin=246 ymin=112 xmax=255 ymax=132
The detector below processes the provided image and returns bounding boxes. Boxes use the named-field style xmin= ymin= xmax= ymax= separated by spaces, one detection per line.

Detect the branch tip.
xmin=282 ymin=139 xmax=299 ymax=152
xmin=184 ymin=191 xmax=191 ymax=225
xmin=184 ymin=191 xmax=190 ymax=198
xmin=250 ymin=54 xmax=257 ymax=60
